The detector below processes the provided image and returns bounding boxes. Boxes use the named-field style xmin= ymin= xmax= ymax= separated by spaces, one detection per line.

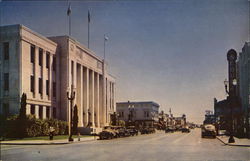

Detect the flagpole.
xmin=69 ymin=12 xmax=71 ymax=36
xmin=88 ymin=10 xmax=90 ymax=48
xmin=67 ymin=2 xmax=71 ymax=36
xmin=104 ymin=35 xmax=108 ymax=61
xmin=104 ymin=34 xmax=106 ymax=61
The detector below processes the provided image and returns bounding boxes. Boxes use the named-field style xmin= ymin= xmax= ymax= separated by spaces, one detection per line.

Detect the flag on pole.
xmin=67 ymin=3 xmax=71 ymax=16
xmin=104 ymin=35 xmax=109 ymax=41
xmin=88 ymin=10 xmax=91 ymax=23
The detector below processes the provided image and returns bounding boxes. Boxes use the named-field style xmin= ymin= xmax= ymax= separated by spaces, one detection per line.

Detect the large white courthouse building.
xmin=0 ymin=24 xmax=115 ymax=133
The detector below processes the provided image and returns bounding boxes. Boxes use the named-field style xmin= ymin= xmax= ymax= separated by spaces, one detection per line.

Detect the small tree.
xmin=18 ymin=93 xmax=27 ymax=138
xmin=72 ymin=105 xmax=78 ymax=135
xmin=19 ymin=93 xmax=27 ymax=119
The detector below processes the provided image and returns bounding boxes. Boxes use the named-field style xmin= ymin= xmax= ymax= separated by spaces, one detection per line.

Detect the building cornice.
xmin=19 ymin=24 xmax=57 ymax=47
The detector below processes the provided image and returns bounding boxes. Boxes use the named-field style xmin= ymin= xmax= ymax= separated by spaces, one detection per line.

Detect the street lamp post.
xmin=224 ymin=79 xmax=236 ymax=143
xmin=67 ymin=86 xmax=75 ymax=142
xmin=117 ymin=113 xmax=120 ymax=126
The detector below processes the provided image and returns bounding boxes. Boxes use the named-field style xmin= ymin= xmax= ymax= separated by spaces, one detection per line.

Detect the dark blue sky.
xmin=1 ymin=0 xmax=249 ymax=123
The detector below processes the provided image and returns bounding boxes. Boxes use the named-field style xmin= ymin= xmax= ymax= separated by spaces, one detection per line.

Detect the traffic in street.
xmin=2 ymin=128 xmax=249 ymax=161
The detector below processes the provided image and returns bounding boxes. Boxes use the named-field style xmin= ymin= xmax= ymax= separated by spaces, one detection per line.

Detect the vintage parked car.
xmin=201 ymin=124 xmax=216 ymax=138
xmin=99 ymin=126 xmax=118 ymax=140
xmin=181 ymin=127 xmax=190 ymax=133
xmin=165 ymin=127 xmax=175 ymax=133
xmin=115 ymin=126 xmax=130 ymax=137
xmin=141 ymin=127 xmax=155 ymax=134
xmin=127 ymin=126 xmax=139 ymax=136
xmin=148 ymin=127 xmax=156 ymax=134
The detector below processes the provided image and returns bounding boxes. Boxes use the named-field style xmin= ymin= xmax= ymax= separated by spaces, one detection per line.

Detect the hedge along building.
xmin=0 ymin=24 xmax=116 ymax=134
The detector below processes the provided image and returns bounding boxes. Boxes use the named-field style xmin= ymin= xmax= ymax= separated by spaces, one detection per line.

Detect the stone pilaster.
xmin=94 ymin=73 xmax=100 ymax=127
xmin=89 ymin=70 xmax=95 ymax=127
xmin=77 ymin=65 xmax=83 ymax=126
xmin=83 ymin=67 xmax=89 ymax=126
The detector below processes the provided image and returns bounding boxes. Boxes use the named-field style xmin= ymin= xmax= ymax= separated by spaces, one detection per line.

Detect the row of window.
xmin=118 ymin=111 xmax=150 ymax=118
xmin=3 ymin=42 xmax=56 ymax=72
xmin=30 ymin=76 xmax=56 ymax=97
xmin=3 ymin=73 xmax=56 ymax=97
xmin=30 ymin=105 xmax=56 ymax=119
xmin=30 ymin=44 xmax=56 ymax=71
xmin=1 ymin=103 xmax=56 ymax=119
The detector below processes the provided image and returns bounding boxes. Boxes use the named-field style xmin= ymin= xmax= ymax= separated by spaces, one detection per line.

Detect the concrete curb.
xmin=0 ymin=137 xmax=96 ymax=145
xmin=0 ymin=142 xmax=70 ymax=145
xmin=216 ymin=136 xmax=228 ymax=145
xmin=216 ymin=136 xmax=250 ymax=147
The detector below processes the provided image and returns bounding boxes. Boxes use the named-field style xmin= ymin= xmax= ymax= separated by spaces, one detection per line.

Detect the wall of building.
xmin=0 ymin=25 xmax=116 ymax=134
xmin=0 ymin=25 xmax=21 ymax=115
xmin=49 ymin=36 xmax=116 ymax=129
xmin=116 ymin=102 xmax=159 ymax=123
xmin=239 ymin=42 xmax=250 ymax=137
xmin=0 ymin=25 xmax=58 ymax=119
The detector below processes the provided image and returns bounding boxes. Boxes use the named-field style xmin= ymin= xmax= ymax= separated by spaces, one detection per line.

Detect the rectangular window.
xmin=46 ymin=80 xmax=49 ymax=96
xmin=46 ymin=52 xmax=50 ymax=68
xmin=39 ymin=48 xmax=43 ymax=66
xmin=3 ymin=42 xmax=9 ymax=60
xmin=2 ymin=103 xmax=9 ymax=116
xmin=30 ymin=75 xmax=34 ymax=92
xmin=46 ymin=106 xmax=50 ymax=118
xmin=39 ymin=105 xmax=43 ymax=119
xmin=30 ymin=104 xmax=35 ymax=115
xmin=120 ymin=111 xmax=124 ymax=117
xmin=53 ymin=82 xmax=56 ymax=98
xmin=4 ymin=73 xmax=9 ymax=91
xmin=53 ymin=107 xmax=56 ymax=118
xmin=30 ymin=45 xmax=35 ymax=63
xmin=39 ymin=78 xmax=42 ymax=94
xmin=53 ymin=57 xmax=56 ymax=71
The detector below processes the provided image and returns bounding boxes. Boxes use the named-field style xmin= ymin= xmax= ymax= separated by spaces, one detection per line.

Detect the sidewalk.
xmin=0 ymin=136 xmax=97 ymax=145
xmin=216 ymin=135 xmax=250 ymax=147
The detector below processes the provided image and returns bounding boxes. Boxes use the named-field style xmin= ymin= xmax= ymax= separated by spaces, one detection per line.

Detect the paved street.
xmin=1 ymin=129 xmax=250 ymax=161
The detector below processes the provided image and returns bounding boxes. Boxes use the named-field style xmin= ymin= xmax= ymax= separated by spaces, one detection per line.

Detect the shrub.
xmin=2 ymin=114 xmax=68 ymax=138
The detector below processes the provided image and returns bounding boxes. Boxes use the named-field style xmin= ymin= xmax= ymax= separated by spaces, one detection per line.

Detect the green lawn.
xmin=1 ymin=135 xmax=92 ymax=141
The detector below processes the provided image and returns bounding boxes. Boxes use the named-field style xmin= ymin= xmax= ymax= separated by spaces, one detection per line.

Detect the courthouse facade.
xmin=0 ymin=24 xmax=115 ymax=133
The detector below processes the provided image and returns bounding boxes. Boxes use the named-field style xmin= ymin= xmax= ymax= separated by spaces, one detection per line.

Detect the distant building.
xmin=238 ymin=42 xmax=250 ymax=138
xmin=116 ymin=101 xmax=159 ymax=128
xmin=0 ymin=24 xmax=115 ymax=134
xmin=158 ymin=111 xmax=168 ymax=129
xmin=214 ymin=98 xmax=229 ymax=130
xmin=173 ymin=114 xmax=186 ymax=128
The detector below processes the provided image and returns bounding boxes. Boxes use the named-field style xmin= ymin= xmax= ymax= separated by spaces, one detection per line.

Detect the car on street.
xmin=99 ymin=126 xmax=118 ymax=140
xmin=181 ymin=127 xmax=190 ymax=133
xmin=165 ymin=127 xmax=175 ymax=133
xmin=140 ymin=127 xmax=155 ymax=134
xmin=115 ymin=126 xmax=130 ymax=137
xmin=127 ymin=126 xmax=139 ymax=136
xmin=201 ymin=124 xmax=216 ymax=138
